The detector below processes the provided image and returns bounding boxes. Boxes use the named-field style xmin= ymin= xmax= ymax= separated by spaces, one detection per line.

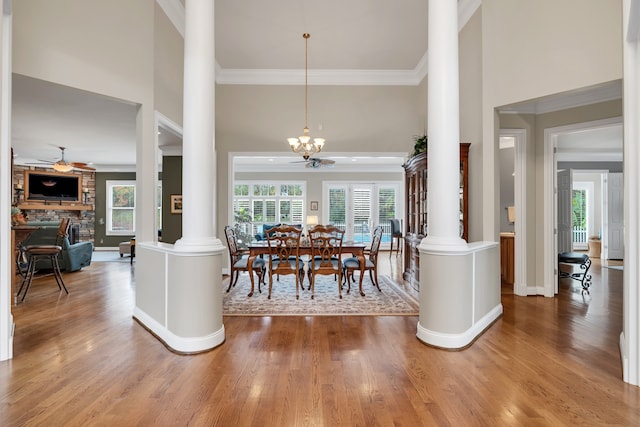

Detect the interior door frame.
xmin=500 ymin=129 xmax=528 ymax=296
xmin=543 ymin=117 xmax=623 ymax=297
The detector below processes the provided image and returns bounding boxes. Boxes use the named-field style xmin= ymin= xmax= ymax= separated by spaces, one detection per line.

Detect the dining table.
xmin=246 ymin=241 xmax=367 ymax=297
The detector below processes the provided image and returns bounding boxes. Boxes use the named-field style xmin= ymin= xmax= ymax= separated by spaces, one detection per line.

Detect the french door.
xmin=324 ymin=182 xmax=400 ymax=246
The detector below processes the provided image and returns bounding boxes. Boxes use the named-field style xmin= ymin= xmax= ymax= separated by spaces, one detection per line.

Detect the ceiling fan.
xmin=29 ymin=146 xmax=96 ymax=172
xmin=292 ymin=157 xmax=336 ymax=169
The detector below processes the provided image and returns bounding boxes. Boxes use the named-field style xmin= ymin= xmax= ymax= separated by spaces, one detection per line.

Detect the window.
xmin=232 ymin=181 xmax=305 ymax=243
xmin=572 ymin=186 xmax=589 ymax=249
xmin=106 ymin=180 xmax=135 ymax=235
xmin=325 ymin=182 xmax=400 ymax=245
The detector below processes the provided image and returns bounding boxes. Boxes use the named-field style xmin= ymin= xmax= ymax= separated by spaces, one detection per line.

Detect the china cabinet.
xmin=402 ymin=143 xmax=470 ymax=290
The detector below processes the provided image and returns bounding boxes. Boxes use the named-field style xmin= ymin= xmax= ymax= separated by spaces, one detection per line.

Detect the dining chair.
xmin=265 ymin=224 xmax=304 ymax=299
xmin=224 ymin=225 xmax=266 ymax=294
xmin=389 ymin=218 xmax=403 ymax=256
xmin=308 ymin=224 xmax=345 ymax=299
xmin=343 ymin=225 xmax=383 ymax=294
xmin=16 ymin=217 xmax=70 ymax=302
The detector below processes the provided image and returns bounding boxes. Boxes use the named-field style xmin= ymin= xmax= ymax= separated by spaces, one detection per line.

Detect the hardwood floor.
xmin=1 ymin=253 xmax=639 ymax=426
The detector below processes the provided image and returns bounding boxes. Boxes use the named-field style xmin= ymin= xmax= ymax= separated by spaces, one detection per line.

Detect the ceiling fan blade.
xmin=319 ymin=159 xmax=335 ymax=165
xmin=71 ymin=163 xmax=96 ymax=171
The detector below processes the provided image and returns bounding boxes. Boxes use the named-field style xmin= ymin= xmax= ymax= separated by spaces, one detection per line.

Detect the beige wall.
xmin=12 ymin=0 xmax=182 ymax=243
xmin=483 ymin=0 xmax=622 ymax=108
xmin=480 ymin=0 xmax=623 ymax=242
xmin=459 ymin=7 xmax=484 ymax=242
xmin=154 ymin=3 xmax=184 ymax=126
xmin=12 ymin=0 xmax=154 ymax=105
xmin=216 ymin=84 xmax=420 ymax=240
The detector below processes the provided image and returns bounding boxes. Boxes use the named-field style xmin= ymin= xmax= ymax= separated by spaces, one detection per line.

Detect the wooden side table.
xmin=130 ymin=238 xmax=135 ymax=264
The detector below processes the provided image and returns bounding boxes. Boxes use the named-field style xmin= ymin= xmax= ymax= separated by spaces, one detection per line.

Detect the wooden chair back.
xmin=265 ymin=224 xmax=303 ymax=299
xmin=308 ymin=224 xmax=345 ymax=298
xmin=224 ymin=225 xmax=265 ymax=294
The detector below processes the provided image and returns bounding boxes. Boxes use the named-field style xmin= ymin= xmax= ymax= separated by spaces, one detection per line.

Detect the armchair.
xmin=20 ymin=221 xmax=93 ymax=272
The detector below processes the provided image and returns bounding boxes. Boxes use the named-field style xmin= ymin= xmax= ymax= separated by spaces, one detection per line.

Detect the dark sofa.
xmin=20 ymin=221 xmax=94 ymax=272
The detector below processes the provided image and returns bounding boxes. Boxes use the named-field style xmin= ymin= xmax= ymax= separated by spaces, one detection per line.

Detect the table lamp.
xmin=306 ymin=215 xmax=319 ymax=236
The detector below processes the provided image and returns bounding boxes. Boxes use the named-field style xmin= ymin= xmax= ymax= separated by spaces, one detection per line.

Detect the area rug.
xmin=223 ymin=273 xmax=419 ymax=316
xmin=91 ymin=251 xmax=131 ymax=263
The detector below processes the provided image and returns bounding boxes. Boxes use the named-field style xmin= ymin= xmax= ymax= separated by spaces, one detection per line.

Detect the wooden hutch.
xmin=402 ymin=143 xmax=470 ymax=290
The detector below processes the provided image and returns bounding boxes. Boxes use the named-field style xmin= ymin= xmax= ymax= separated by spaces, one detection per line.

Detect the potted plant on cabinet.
xmin=412 ymin=135 xmax=427 ymax=157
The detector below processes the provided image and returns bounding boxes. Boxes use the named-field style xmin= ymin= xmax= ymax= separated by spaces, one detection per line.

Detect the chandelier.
xmin=288 ymin=33 xmax=325 ymax=160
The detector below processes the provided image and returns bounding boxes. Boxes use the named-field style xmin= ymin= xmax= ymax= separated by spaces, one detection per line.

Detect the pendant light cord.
xmin=303 ymin=33 xmax=310 ymax=131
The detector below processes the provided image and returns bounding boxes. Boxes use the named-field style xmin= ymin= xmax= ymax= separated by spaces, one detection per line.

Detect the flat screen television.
xmin=24 ymin=170 xmax=81 ymax=203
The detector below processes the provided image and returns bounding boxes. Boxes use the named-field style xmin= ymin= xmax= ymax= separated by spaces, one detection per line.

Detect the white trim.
xmin=499 ymin=81 xmax=622 ymax=115
xmin=215 ymin=68 xmax=423 ymax=86
xmin=417 ymin=304 xmax=503 ymax=349
xmin=459 ymin=0 xmax=482 ymax=31
xmin=622 ymin=0 xmax=640 ymax=386
xmin=501 ymin=129 xmax=528 ymax=296
xmin=0 ymin=3 xmax=13 ymax=362
xmin=133 ymin=307 xmax=225 ymax=353
xmin=155 ymin=111 xmax=183 ymax=243
xmin=156 ymin=0 xmax=184 ymax=37
xmin=160 ymin=0 xmax=482 ymax=87
xmin=543 ymin=128 xmax=557 ymax=297
xmin=105 ymin=180 xmax=136 ymax=236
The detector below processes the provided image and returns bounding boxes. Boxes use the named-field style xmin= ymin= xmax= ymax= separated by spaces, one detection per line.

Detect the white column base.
xmin=134 ymin=307 xmax=225 ymax=353
xmin=417 ymin=304 xmax=503 ymax=349
xmin=133 ymin=242 xmax=226 ymax=353
xmin=416 ymin=241 xmax=502 ymax=349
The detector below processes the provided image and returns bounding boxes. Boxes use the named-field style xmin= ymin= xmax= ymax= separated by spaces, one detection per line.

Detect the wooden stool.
xmin=16 ymin=218 xmax=70 ymax=302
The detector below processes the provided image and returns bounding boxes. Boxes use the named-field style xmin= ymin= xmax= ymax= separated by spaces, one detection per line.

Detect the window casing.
xmin=106 ymin=180 xmax=136 ymax=235
xmin=232 ymin=181 xmax=306 ymax=243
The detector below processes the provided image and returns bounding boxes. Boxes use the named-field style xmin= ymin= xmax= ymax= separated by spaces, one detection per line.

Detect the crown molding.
xmin=459 ymin=0 xmax=482 ymax=30
xmin=156 ymin=0 xmax=184 ymax=37
xmin=498 ymin=81 xmax=622 ymax=115
xmin=159 ymin=0 xmax=482 ymax=86
xmin=215 ymin=68 xmax=422 ymax=86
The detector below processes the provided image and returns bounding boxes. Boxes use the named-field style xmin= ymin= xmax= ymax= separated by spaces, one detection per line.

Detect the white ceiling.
xmin=11 ymin=0 xmax=622 ymax=172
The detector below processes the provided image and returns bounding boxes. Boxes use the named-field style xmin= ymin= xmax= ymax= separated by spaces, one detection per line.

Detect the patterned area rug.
xmin=223 ymin=273 xmax=419 ymax=316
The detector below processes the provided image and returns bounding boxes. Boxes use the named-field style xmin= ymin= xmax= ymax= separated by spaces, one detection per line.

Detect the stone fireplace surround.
xmin=13 ymin=165 xmax=95 ymax=243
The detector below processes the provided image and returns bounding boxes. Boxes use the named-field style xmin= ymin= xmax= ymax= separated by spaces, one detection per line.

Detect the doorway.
xmin=544 ymin=117 xmax=623 ymax=296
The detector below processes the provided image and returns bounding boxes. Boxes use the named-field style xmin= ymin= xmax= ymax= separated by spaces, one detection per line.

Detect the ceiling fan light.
xmin=288 ymin=138 xmax=299 ymax=146
xmin=313 ymin=138 xmax=325 ymax=149
xmin=52 ymin=162 xmax=73 ymax=172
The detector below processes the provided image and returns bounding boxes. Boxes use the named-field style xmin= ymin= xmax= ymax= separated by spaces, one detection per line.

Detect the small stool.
xmin=558 ymin=252 xmax=592 ymax=294
xmin=119 ymin=241 xmax=131 ymax=257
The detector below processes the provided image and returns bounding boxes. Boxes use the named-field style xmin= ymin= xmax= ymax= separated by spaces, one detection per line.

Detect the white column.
xmin=424 ymin=0 xmax=466 ymax=249
xmin=176 ymin=0 xmax=216 ymax=248
xmin=417 ymin=0 xmax=502 ymax=349
xmin=133 ymin=0 xmax=225 ymax=353
xmin=0 ymin=2 xmax=14 ymax=361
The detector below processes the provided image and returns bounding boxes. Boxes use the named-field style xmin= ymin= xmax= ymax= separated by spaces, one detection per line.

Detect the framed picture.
xmin=310 ymin=201 xmax=318 ymax=211
xmin=170 ymin=194 xmax=182 ymax=214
